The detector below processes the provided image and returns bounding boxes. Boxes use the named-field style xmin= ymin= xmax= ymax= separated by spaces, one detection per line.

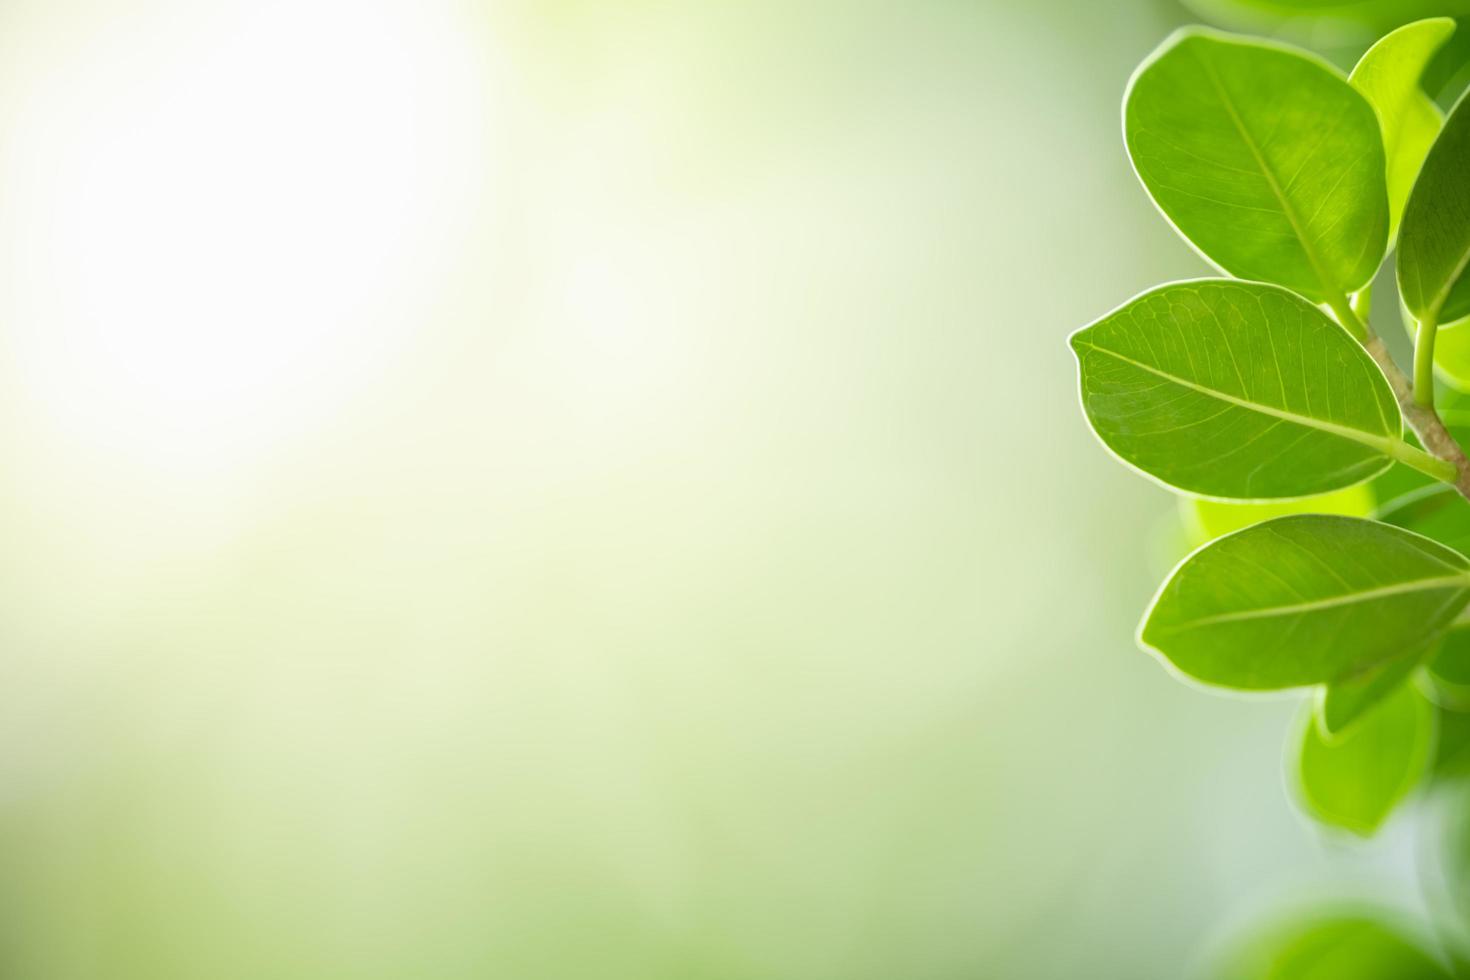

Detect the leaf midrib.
xmin=1155 ymin=573 xmax=1470 ymax=632
xmin=1194 ymin=44 xmax=1341 ymax=298
xmin=1076 ymin=340 xmax=1399 ymax=457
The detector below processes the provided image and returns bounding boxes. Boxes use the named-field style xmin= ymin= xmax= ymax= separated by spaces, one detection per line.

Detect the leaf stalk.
xmin=1413 ymin=311 xmax=1440 ymax=407
xmin=1363 ymin=334 xmax=1470 ymax=500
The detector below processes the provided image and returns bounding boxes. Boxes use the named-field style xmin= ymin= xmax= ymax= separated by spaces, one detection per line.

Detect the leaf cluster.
xmin=1074 ymin=19 xmax=1470 ymax=843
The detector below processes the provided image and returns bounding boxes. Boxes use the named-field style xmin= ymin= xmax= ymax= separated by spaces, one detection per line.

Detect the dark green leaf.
xmin=1436 ymin=706 xmax=1470 ymax=777
xmin=1429 ymin=627 xmax=1470 ymax=710
xmin=1126 ymin=29 xmax=1388 ymax=302
xmin=1073 ymin=280 xmax=1403 ymax=499
xmin=1141 ymin=514 xmax=1470 ymax=689
xmin=1398 ymin=88 xmax=1470 ymax=324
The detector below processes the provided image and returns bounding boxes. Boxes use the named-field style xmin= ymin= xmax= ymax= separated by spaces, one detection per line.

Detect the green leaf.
xmin=1292 ymin=682 xmax=1433 ymax=836
xmin=1206 ymin=910 xmax=1453 ymax=980
xmin=1208 ymin=913 xmax=1452 ymax=980
xmin=1318 ymin=639 xmax=1430 ymax=739
xmin=1072 ymin=280 xmax=1405 ymax=499
xmin=1125 ymin=28 xmax=1389 ymax=303
xmin=1141 ymin=514 xmax=1470 ymax=690
xmin=1398 ymin=88 xmax=1470 ymax=324
xmin=1349 ymin=17 xmax=1455 ymax=241
xmin=1429 ymin=627 xmax=1470 ymax=710
xmin=1183 ymin=0 xmax=1470 ymax=42
xmin=1180 ymin=485 xmax=1375 ymax=548
xmin=1434 ymin=704 xmax=1470 ymax=778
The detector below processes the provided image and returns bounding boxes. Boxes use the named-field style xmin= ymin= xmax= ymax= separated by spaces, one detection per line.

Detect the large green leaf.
xmin=1292 ymin=682 xmax=1433 ymax=835
xmin=1141 ymin=514 xmax=1470 ymax=690
xmin=1398 ymin=89 xmax=1470 ymax=324
xmin=1349 ymin=18 xmax=1455 ymax=240
xmin=1206 ymin=911 xmax=1453 ymax=980
xmin=1072 ymin=280 xmax=1404 ymax=499
xmin=1125 ymin=29 xmax=1389 ymax=303
xmin=1318 ymin=639 xmax=1430 ymax=738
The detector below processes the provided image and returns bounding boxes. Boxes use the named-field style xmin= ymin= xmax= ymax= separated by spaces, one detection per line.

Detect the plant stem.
xmin=1326 ymin=293 xmax=1369 ymax=342
xmin=1364 ymin=334 xmax=1470 ymax=500
xmin=1351 ymin=284 xmax=1373 ymax=321
xmin=1414 ymin=311 xmax=1440 ymax=407
xmin=1390 ymin=440 xmax=1459 ymax=483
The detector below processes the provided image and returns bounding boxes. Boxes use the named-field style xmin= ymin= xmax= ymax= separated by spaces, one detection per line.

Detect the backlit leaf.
xmin=1141 ymin=514 xmax=1470 ymax=690
xmin=1072 ymin=280 xmax=1403 ymax=499
xmin=1349 ymin=17 xmax=1455 ymax=239
xmin=1126 ymin=29 xmax=1389 ymax=302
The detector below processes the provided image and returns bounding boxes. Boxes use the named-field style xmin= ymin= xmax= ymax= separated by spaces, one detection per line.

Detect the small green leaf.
xmin=1318 ymin=640 xmax=1430 ymax=739
xmin=1292 ymin=683 xmax=1433 ymax=836
xmin=1206 ymin=910 xmax=1453 ymax=980
xmin=1072 ymin=280 xmax=1404 ymax=499
xmin=1180 ymin=485 xmax=1375 ymax=548
xmin=1349 ymin=17 xmax=1455 ymax=240
xmin=1125 ymin=28 xmax=1389 ymax=303
xmin=1398 ymin=89 xmax=1470 ymax=324
xmin=1141 ymin=514 xmax=1470 ymax=690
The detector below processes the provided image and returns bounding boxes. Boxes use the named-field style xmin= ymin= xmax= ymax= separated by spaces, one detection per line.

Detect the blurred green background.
xmin=0 ymin=0 xmax=1437 ymax=977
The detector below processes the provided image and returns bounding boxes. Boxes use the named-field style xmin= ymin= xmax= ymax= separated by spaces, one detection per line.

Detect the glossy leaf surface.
xmin=1126 ymin=29 xmax=1388 ymax=302
xmin=1349 ymin=17 xmax=1455 ymax=239
xmin=1141 ymin=515 xmax=1470 ymax=689
xmin=1073 ymin=280 xmax=1402 ymax=499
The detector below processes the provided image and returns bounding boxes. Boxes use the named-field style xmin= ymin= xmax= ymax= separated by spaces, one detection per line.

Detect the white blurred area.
xmin=0 ymin=0 xmax=491 ymax=478
xmin=0 ymin=2 xmax=1385 ymax=978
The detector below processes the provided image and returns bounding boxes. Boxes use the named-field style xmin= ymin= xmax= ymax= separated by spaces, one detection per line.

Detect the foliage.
xmin=1073 ymin=15 xmax=1470 ymax=977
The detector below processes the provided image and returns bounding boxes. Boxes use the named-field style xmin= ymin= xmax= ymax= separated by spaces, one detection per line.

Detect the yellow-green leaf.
xmin=1292 ymin=683 xmax=1433 ymax=836
xmin=1126 ymin=28 xmax=1389 ymax=303
xmin=1350 ymin=17 xmax=1455 ymax=240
